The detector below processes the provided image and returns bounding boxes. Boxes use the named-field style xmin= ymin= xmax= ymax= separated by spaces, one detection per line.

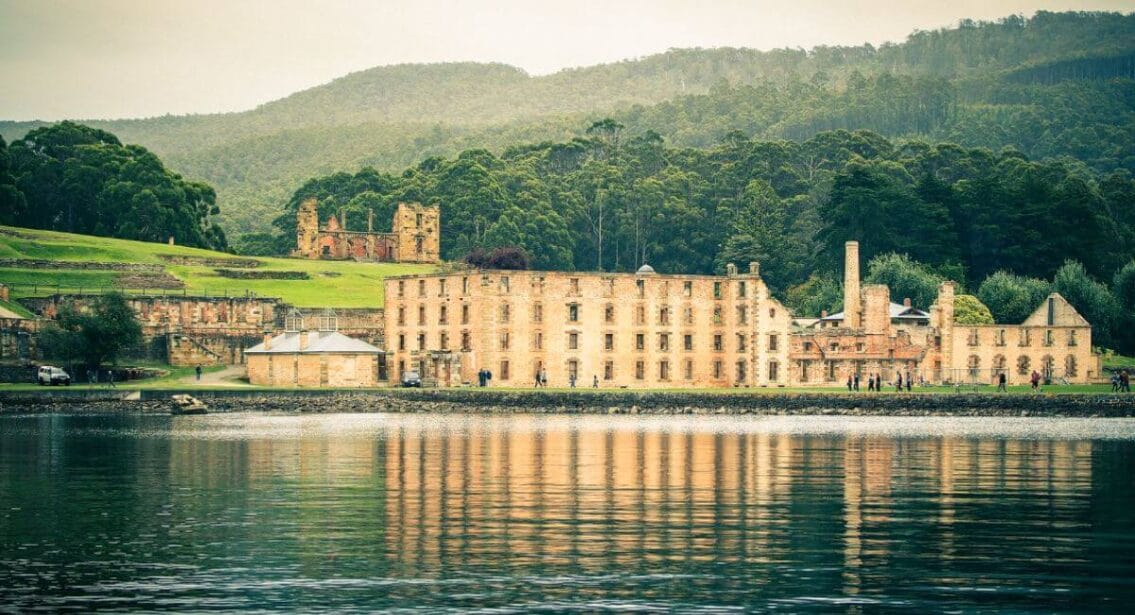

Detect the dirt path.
xmin=180 ymin=365 xmax=253 ymax=387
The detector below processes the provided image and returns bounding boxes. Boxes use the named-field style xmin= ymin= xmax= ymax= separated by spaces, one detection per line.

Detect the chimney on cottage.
xmin=843 ymin=241 xmax=861 ymax=329
xmin=821 ymin=310 xmax=828 ymax=318
xmin=726 ymin=263 xmax=738 ymax=277
xmin=749 ymin=261 xmax=760 ymax=275
xmin=263 ymin=331 xmax=272 ymax=351
xmin=904 ymin=297 xmax=912 ymax=308
xmin=299 ymin=330 xmax=310 ymax=351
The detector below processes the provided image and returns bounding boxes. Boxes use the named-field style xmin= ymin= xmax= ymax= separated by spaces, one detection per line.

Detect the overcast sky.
xmin=1 ymin=0 xmax=1132 ymax=121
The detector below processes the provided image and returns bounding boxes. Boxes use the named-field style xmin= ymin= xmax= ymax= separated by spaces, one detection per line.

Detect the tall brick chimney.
xmin=299 ymin=330 xmax=309 ymax=351
xmin=843 ymin=241 xmax=861 ymax=329
xmin=263 ymin=332 xmax=272 ymax=351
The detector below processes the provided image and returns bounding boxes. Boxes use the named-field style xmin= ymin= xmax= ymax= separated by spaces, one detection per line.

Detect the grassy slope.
xmin=0 ymin=226 xmax=434 ymax=308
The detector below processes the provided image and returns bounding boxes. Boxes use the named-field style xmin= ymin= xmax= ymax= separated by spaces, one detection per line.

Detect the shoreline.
xmin=2 ymin=388 xmax=1135 ymax=417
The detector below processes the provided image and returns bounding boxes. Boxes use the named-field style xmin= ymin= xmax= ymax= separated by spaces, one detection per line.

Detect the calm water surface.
xmin=2 ymin=413 xmax=1134 ymax=612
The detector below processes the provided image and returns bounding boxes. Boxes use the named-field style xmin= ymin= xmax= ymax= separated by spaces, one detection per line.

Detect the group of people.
xmin=846 ymin=372 xmax=914 ymax=392
xmin=477 ymin=368 xmax=493 ymax=387
xmin=533 ymin=368 xmax=600 ymax=389
xmin=1111 ymin=370 xmax=1131 ymax=392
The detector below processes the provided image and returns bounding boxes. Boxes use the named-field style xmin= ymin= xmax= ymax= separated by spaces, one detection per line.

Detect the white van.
xmin=37 ymin=366 xmax=71 ymax=386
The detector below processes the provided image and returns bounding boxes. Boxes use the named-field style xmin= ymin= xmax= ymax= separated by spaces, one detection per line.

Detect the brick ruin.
xmin=292 ymin=199 xmax=440 ymax=263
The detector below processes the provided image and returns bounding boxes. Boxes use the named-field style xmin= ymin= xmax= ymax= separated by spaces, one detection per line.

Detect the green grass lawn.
xmin=0 ymin=226 xmax=435 ymax=307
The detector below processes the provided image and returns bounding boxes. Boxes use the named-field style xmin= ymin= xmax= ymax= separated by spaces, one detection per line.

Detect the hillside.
xmin=2 ymin=11 xmax=1133 ymax=237
xmin=0 ymin=226 xmax=434 ymax=308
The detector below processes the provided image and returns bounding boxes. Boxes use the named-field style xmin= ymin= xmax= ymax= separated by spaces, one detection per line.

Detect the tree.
xmin=40 ymin=293 xmax=142 ymax=369
xmin=864 ymin=253 xmax=948 ymax=310
xmin=977 ymin=271 xmax=1051 ymax=324
xmin=954 ymin=295 xmax=995 ymax=324
xmin=785 ymin=274 xmax=843 ymax=317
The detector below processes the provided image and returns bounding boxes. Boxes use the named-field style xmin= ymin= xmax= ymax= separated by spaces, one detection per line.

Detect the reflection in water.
xmin=1 ymin=414 xmax=1133 ymax=612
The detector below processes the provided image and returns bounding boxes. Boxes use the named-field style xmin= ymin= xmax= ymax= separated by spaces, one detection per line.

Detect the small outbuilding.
xmin=244 ymin=309 xmax=383 ymax=387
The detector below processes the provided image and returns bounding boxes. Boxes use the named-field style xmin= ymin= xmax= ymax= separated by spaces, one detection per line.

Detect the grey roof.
xmin=245 ymin=331 xmax=383 ymax=355
xmin=820 ymin=302 xmax=931 ymax=322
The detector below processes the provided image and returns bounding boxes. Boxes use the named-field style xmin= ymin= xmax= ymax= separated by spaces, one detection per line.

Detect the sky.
xmin=1 ymin=0 xmax=1132 ymax=120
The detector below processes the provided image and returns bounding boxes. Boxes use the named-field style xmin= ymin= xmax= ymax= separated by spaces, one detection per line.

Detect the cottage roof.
xmin=245 ymin=331 xmax=383 ymax=355
xmin=820 ymin=302 xmax=931 ymax=322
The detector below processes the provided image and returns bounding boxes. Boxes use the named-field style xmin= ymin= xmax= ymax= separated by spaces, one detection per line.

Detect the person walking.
xmin=195 ymin=364 xmax=203 ymax=382
xmin=847 ymin=375 xmax=853 ymax=392
xmin=1112 ymin=372 xmax=1121 ymax=392
xmin=895 ymin=372 xmax=903 ymax=392
xmin=905 ymin=371 xmax=912 ymax=392
xmin=1123 ymin=370 xmax=1131 ymax=393
xmin=593 ymin=374 xmax=599 ymax=388
xmin=853 ymin=373 xmax=860 ymax=392
xmin=540 ymin=367 xmax=548 ymax=388
xmin=1030 ymin=370 xmax=1041 ymax=391
xmin=867 ymin=374 xmax=875 ymax=392
xmin=997 ymin=372 xmax=1007 ymax=392
xmin=569 ymin=373 xmax=576 ymax=388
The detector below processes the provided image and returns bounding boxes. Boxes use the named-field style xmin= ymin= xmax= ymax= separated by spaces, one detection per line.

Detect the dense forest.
xmin=1 ymin=11 xmax=1132 ymax=237
xmin=0 ymin=122 xmax=227 ymax=250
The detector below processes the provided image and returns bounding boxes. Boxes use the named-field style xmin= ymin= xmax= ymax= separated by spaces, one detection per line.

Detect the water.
xmin=2 ymin=413 xmax=1134 ymax=612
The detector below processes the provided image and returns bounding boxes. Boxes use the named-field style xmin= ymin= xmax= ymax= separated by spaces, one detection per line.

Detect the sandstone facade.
xmin=244 ymin=311 xmax=383 ymax=387
xmin=384 ymin=264 xmax=792 ymax=389
xmin=293 ymin=198 xmax=440 ymax=264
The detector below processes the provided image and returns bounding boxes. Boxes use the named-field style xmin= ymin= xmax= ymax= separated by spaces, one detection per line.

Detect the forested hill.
xmin=1 ymin=10 xmax=1133 ymax=237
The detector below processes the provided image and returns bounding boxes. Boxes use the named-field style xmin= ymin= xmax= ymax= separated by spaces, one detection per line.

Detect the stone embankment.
xmin=2 ymin=389 xmax=1135 ymax=417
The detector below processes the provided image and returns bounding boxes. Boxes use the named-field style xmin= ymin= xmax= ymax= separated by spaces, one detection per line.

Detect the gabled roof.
xmin=820 ymin=302 xmax=931 ymax=322
xmin=245 ymin=331 xmax=383 ymax=355
xmin=1021 ymin=293 xmax=1090 ymax=327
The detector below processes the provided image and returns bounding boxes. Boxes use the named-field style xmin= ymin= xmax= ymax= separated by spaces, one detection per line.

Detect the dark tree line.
xmin=1 ymin=122 xmax=227 ymax=250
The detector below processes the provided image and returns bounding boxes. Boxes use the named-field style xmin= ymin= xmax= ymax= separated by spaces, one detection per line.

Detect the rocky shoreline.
xmin=2 ymin=389 xmax=1135 ymax=417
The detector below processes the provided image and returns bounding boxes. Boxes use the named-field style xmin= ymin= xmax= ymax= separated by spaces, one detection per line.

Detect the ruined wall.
xmin=0 ymin=318 xmax=37 ymax=364
xmin=393 ymin=203 xmax=441 ymax=264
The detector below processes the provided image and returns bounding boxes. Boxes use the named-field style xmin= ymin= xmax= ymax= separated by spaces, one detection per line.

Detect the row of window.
xmin=394 ymin=302 xmax=778 ymax=327
xmin=967 ymin=328 xmax=1079 ymax=348
xmin=486 ymin=358 xmax=781 ymax=382
xmin=396 ymin=330 xmax=781 ymax=353
xmin=395 ymin=277 xmax=761 ymax=301
xmin=967 ymin=353 xmax=1079 ymax=377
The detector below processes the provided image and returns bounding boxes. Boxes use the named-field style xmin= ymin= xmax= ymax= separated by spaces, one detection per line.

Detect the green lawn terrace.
xmin=0 ymin=226 xmax=436 ymax=308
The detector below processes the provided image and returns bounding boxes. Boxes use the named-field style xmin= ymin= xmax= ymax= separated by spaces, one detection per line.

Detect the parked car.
xmin=37 ymin=366 xmax=71 ymax=386
xmin=400 ymin=370 xmax=422 ymax=387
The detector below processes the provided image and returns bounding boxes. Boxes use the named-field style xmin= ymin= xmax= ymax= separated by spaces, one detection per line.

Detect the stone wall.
xmin=0 ymin=318 xmax=37 ymax=364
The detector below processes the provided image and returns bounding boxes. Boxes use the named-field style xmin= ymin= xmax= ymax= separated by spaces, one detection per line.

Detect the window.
xmin=769 ymin=334 xmax=779 ymax=351
xmin=566 ymin=359 xmax=579 ymax=381
xmin=636 ymin=333 xmax=645 ymax=351
xmin=439 ymin=278 xmax=447 ymax=296
xmin=568 ymin=303 xmax=580 ymax=322
xmin=604 ymin=361 xmax=614 ymax=380
xmin=855 ymin=342 xmax=864 ymax=352
xmin=659 ymin=360 xmax=670 ymax=381
xmin=439 ymin=306 xmax=448 ymax=324
xmin=967 ymin=329 xmax=979 ymax=346
xmin=636 ymin=279 xmax=645 ymax=298
xmin=737 ymin=334 xmax=747 ymax=352
xmin=713 ymin=306 xmax=722 ymax=325
xmin=684 ymin=334 xmax=693 ymax=351
xmin=440 ymin=332 xmax=449 ymax=350
xmin=768 ymin=361 xmax=779 ymax=382
xmin=398 ymin=334 xmax=405 ymax=351
xmin=997 ymin=329 xmax=1006 ymax=346
xmin=461 ymin=331 xmax=471 ymax=351
xmin=968 ymin=354 xmax=980 ymax=378
xmin=829 ymin=343 xmax=839 ymax=352
xmin=418 ymin=279 xmax=426 ymax=297
xmin=683 ymin=307 xmax=694 ymax=325
xmin=461 ymin=304 xmax=470 ymax=325
xmin=534 ymin=303 xmax=543 ymax=323
xmin=500 ymin=332 xmax=510 ymax=350
xmin=1019 ymin=330 xmax=1031 ymax=347
xmin=461 ymin=277 xmax=468 ymax=294
xmin=1066 ymin=355 xmax=1078 ymax=377
xmin=500 ymin=303 xmax=510 ymax=323
xmin=659 ymin=307 xmax=670 ymax=325
xmin=416 ymin=212 xmax=423 ymax=227
xmin=769 ymin=308 xmax=776 ymax=319
xmin=397 ymin=307 xmax=406 ymax=326
xmin=659 ymin=333 xmax=670 ymax=351
xmin=713 ymin=334 xmax=723 ymax=352
xmin=1017 ymin=355 xmax=1031 ymax=375
xmin=683 ymin=281 xmax=692 ymax=297
xmin=500 ymin=360 xmax=510 ymax=381
xmin=604 ymin=333 xmax=614 ymax=351
xmin=713 ymin=360 xmax=723 ymax=379
xmin=534 ymin=332 xmax=543 ymax=350
xmin=500 ymin=276 xmax=510 ymax=292
xmin=803 ymin=341 xmax=812 ymax=351
xmin=1045 ymin=330 xmax=1055 ymax=347
xmin=604 ymin=279 xmax=615 ymax=297
xmin=738 ymin=281 xmax=747 ymax=298
xmin=635 ymin=305 xmax=646 ymax=325
xmin=568 ymin=332 xmax=579 ymax=350
xmin=604 ymin=304 xmax=615 ymax=324
xmin=397 ymin=280 xmax=405 ymax=298
xmin=417 ymin=333 xmax=426 ymax=351
xmin=635 ymin=360 xmax=645 ymax=380
xmin=684 ymin=360 xmax=693 ymax=380
xmin=418 ymin=305 xmax=426 ymax=326
xmin=713 ymin=282 xmax=722 ymax=299
xmin=570 ymin=278 xmax=580 ymax=295
xmin=737 ymin=306 xmax=748 ymax=325
xmin=1069 ymin=330 xmax=1078 ymax=346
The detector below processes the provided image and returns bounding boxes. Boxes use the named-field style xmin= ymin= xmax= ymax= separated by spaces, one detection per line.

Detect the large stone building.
xmin=244 ymin=309 xmax=384 ymax=387
xmin=383 ymin=264 xmax=792 ymax=388
xmin=790 ymin=241 xmax=1101 ymax=386
xmin=293 ymin=198 xmax=440 ymax=263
